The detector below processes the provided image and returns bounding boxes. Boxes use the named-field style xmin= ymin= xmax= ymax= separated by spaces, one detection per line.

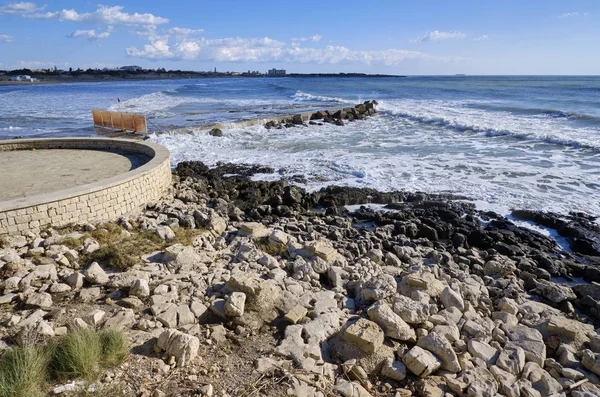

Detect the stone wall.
xmin=0 ymin=138 xmax=171 ymax=235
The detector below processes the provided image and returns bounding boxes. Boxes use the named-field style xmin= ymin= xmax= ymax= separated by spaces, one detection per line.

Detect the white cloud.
xmin=31 ymin=5 xmax=169 ymax=25
xmin=165 ymin=27 xmax=204 ymax=36
xmin=558 ymin=12 xmax=590 ymax=18
xmin=0 ymin=34 xmax=15 ymax=42
xmin=67 ymin=26 xmax=114 ymax=40
xmin=0 ymin=2 xmax=42 ymax=14
xmin=473 ymin=35 xmax=489 ymax=41
xmin=127 ymin=35 xmax=436 ymax=66
xmin=413 ymin=30 xmax=467 ymax=43
xmin=292 ymin=35 xmax=322 ymax=42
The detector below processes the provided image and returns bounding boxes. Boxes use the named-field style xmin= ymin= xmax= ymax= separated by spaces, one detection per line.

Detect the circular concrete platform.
xmin=0 ymin=149 xmax=151 ymax=202
xmin=0 ymin=138 xmax=171 ymax=235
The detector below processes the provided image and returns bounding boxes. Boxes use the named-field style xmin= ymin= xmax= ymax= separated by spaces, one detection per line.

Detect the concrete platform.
xmin=0 ymin=138 xmax=171 ymax=235
xmin=0 ymin=149 xmax=151 ymax=202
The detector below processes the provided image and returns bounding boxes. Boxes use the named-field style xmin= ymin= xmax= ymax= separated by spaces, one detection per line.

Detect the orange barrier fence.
xmin=92 ymin=110 xmax=147 ymax=134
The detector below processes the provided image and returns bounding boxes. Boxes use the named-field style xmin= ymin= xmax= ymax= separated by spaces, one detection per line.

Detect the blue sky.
xmin=0 ymin=0 xmax=598 ymax=74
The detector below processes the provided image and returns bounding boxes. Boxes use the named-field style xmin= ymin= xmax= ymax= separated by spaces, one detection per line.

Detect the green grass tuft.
xmin=99 ymin=330 xmax=128 ymax=367
xmin=0 ymin=346 xmax=51 ymax=397
xmin=52 ymin=329 xmax=103 ymax=381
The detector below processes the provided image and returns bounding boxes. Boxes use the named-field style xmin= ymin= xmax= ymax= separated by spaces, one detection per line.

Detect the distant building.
xmin=11 ymin=75 xmax=38 ymax=82
xmin=267 ymin=68 xmax=286 ymax=76
xmin=120 ymin=65 xmax=143 ymax=71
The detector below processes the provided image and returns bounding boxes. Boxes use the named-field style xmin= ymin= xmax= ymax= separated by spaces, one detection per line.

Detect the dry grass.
xmin=62 ymin=237 xmax=84 ymax=250
xmin=0 ymin=346 xmax=51 ymax=397
xmin=83 ymin=225 xmax=204 ymax=270
xmin=0 ymin=236 xmax=8 ymax=249
xmin=256 ymin=237 xmax=287 ymax=257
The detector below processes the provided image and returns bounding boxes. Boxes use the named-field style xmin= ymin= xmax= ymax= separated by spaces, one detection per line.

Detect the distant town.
xmin=0 ymin=65 xmax=404 ymax=84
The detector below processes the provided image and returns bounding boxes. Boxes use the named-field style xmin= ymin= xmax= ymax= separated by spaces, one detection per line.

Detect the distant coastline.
xmin=0 ymin=70 xmax=405 ymax=86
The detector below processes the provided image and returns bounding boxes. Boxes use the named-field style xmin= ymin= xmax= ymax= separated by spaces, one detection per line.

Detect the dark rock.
xmin=209 ymin=128 xmax=223 ymax=137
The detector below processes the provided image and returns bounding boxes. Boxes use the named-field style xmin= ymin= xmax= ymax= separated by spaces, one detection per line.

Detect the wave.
xmin=467 ymin=103 xmax=600 ymax=123
xmin=291 ymin=90 xmax=350 ymax=103
xmin=379 ymin=99 xmax=600 ymax=150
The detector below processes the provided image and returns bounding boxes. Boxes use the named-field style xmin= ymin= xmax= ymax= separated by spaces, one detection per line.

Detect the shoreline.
xmin=1 ymin=160 xmax=600 ymax=396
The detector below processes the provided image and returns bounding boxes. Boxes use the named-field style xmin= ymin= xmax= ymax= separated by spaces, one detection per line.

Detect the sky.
xmin=0 ymin=0 xmax=599 ymax=75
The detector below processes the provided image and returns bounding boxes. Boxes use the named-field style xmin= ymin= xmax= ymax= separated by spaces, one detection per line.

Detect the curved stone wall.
xmin=0 ymin=138 xmax=171 ymax=235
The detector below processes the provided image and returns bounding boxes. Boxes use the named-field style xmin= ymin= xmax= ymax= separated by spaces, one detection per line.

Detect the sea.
xmin=1 ymin=76 xmax=599 ymax=219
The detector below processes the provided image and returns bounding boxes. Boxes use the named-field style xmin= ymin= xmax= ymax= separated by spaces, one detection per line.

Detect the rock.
xmin=496 ymin=346 xmax=526 ymax=375
xmin=83 ymin=309 xmax=105 ymax=327
xmin=367 ymin=301 xmax=416 ymax=342
xmin=582 ymin=349 xmax=600 ymax=375
xmin=224 ymin=292 xmax=246 ymax=317
xmin=25 ymin=292 xmax=53 ymax=309
xmin=505 ymin=325 xmax=546 ymax=367
xmin=156 ymin=329 xmax=200 ymax=367
xmin=417 ymin=332 xmax=461 ymax=373
xmin=393 ymin=295 xmax=430 ymax=325
xmin=0 ymin=293 xmax=17 ymax=305
xmin=156 ymin=225 xmax=175 ymax=241
xmin=483 ymin=260 xmax=516 ymax=277
xmin=534 ymin=280 xmax=577 ymax=303
xmin=333 ymin=380 xmax=373 ymax=397
xmin=361 ymin=274 xmax=397 ymax=302
xmin=299 ymin=240 xmax=339 ymax=263
xmin=342 ymin=318 xmax=384 ymax=354
xmin=284 ymin=305 xmax=308 ymax=324
xmin=403 ymin=346 xmax=442 ymax=378
xmin=65 ymin=272 xmax=84 ymax=289
xmin=521 ymin=362 xmax=563 ymax=395
xmin=275 ymin=324 xmax=322 ymax=363
xmin=163 ymin=244 xmax=209 ymax=273
xmin=547 ymin=315 xmax=594 ymax=340
xmin=209 ymin=128 xmax=223 ymax=137
xmin=468 ymin=340 xmax=498 ymax=366
xmin=130 ymin=279 xmax=150 ymax=298
xmin=103 ymin=309 xmax=135 ymax=331
xmin=177 ymin=305 xmax=195 ymax=326
xmin=440 ymin=286 xmax=465 ymax=311
xmin=157 ymin=305 xmax=178 ymax=328
xmin=83 ymin=262 xmax=109 ymax=285
xmin=381 ymin=358 xmax=407 ymax=381
xmin=237 ymin=222 xmax=270 ymax=239
xmin=190 ymin=300 xmax=208 ymax=319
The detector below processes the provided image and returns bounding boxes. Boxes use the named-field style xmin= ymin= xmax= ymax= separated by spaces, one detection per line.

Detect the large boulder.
xmin=156 ymin=329 xmax=200 ymax=367
xmin=417 ymin=332 xmax=461 ymax=373
xmin=403 ymin=346 xmax=441 ymax=378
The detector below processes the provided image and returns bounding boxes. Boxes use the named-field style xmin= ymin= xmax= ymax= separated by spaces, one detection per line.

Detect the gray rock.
xmin=361 ymin=274 xmax=397 ymax=302
xmin=393 ymin=295 xmax=430 ymax=324
xmin=505 ymin=326 xmax=546 ymax=367
xmin=533 ymin=280 xmax=577 ymax=303
xmin=403 ymin=346 xmax=441 ymax=378
xmin=65 ymin=272 xmax=84 ymax=289
xmin=103 ymin=309 xmax=135 ymax=331
xmin=224 ymin=292 xmax=246 ymax=317
xmin=496 ymin=345 xmax=526 ymax=375
xmin=130 ymin=279 xmax=150 ymax=298
xmin=25 ymin=292 xmax=53 ymax=309
xmin=83 ymin=262 xmax=109 ymax=285
xmin=381 ymin=358 xmax=407 ymax=381
xmin=156 ymin=226 xmax=175 ymax=241
xmin=156 ymin=329 xmax=200 ymax=367
xmin=367 ymin=301 xmax=416 ymax=342
xmin=468 ymin=340 xmax=499 ymax=366
xmin=417 ymin=331 xmax=461 ymax=373
xmin=440 ymin=285 xmax=465 ymax=312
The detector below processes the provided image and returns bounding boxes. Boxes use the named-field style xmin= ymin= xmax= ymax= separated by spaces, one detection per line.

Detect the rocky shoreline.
xmin=1 ymin=162 xmax=600 ymax=396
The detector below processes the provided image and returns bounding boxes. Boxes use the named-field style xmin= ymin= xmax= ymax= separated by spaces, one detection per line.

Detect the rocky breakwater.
xmin=264 ymin=100 xmax=379 ymax=129
xmin=0 ymin=161 xmax=599 ymax=396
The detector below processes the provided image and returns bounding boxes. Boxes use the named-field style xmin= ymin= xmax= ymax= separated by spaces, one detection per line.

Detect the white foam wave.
xmin=291 ymin=90 xmax=350 ymax=103
xmin=152 ymin=115 xmax=600 ymax=217
xmin=378 ymin=99 xmax=600 ymax=150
